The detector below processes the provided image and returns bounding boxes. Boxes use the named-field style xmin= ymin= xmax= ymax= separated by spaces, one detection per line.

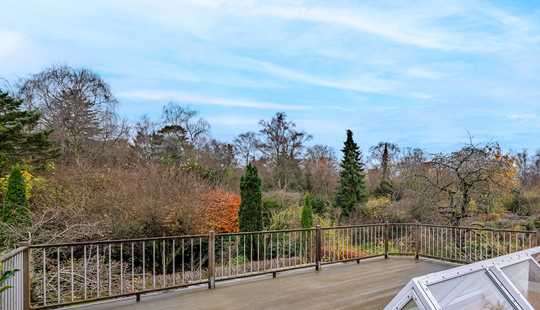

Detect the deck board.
xmin=72 ymin=257 xmax=452 ymax=310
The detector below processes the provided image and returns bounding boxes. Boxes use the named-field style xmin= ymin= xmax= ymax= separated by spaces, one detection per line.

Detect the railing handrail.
xmin=416 ymin=223 xmax=535 ymax=234
xmin=29 ymin=233 xmax=210 ymax=248
xmin=0 ymin=246 xmax=28 ymax=262
xmin=6 ymin=222 xmax=537 ymax=310
xmin=27 ymin=222 xmax=537 ymax=249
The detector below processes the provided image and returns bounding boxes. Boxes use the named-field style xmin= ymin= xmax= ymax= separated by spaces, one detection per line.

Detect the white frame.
xmin=385 ymin=247 xmax=540 ymax=310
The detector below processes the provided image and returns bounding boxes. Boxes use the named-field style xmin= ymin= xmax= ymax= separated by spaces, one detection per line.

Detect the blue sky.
xmin=1 ymin=0 xmax=540 ymax=154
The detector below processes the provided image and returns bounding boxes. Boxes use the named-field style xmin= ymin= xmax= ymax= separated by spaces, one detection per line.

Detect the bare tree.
xmin=257 ymin=112 xmax=312 ymax=190
xmin=234 ymin=131 xmax=258 ymax=165
xmin=162 ymin=103 xmax=209 ymax=147
xmin=18 ymin=65 xmax=127 ymax=164
xmin=304 ymin=145 xmax=338 ymax=199
xmin=418 ymin=143 xmax=515 ymax=225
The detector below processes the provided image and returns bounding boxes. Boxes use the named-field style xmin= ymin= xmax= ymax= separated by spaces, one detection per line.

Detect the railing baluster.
xmin=131 ymin=242 xmax=134 ymax=291
xmin=172 ymin=239 xmax=176 ymax=285
xmin=162 ymin=240 xmax=166 ymax=288
xmin=120 ymin=243 xmax=123 ymax=294
xmin=142 ymin=241 xmax=146 ymax=289
xmin=108 ymin=244 xmax=112 ymax=296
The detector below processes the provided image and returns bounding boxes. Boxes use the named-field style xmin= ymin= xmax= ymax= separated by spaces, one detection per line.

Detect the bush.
xmin=311 ymin=196 xmax=328 ymax=215
xmin=301 ymin=193 xmax=314 ymax=228
xmin=2 ymin=166 xmax=29 ymax=223
xmin=1 ymin=164 xmax=214 ymax=248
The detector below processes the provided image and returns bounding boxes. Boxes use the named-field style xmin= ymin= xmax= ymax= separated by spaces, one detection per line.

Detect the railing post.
xmin=536 ymin=227 xmax=540 ymax=247
xmin=208 ymin=231 xmax=215 ymax=289
xmin=315 ymin=225 xmax=321 ymax=271
xmin=23 ymin=246 xmax=31 ymax=310
xmin=384 ymin=222 xmax=389 ymax=259
xmin=414 ymin=222 xmax=420 ymax=260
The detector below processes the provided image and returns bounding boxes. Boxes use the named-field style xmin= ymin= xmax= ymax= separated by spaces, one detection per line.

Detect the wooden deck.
xmin=72 ymin=257 xmax=452 ymax=310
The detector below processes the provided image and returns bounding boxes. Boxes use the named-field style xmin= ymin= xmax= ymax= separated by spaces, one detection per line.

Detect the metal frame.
xmin=385 ymin=247 xmax=540 ymax=310
xmin=2 ymin=223 xmax=537 ymax=310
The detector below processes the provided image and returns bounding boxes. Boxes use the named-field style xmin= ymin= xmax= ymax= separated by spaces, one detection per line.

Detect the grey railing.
xmin=1 ymin=223 xmax=538 ymax=309
xmin=1 ymin=246 xmax=30 ymax=310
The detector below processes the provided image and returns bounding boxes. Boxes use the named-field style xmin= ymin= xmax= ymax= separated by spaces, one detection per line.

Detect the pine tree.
xmin=0 ymin=91 xmax=57 ymax=173
xmin=2 ymin=166 xmax=29 ymax=223
xmin=239 ymin=163 xmax=263 ymax=232
xmin=335 ymin=130 xmax=368 ymax=217
xmin=301 ymin=193 xmax=314 ymax=228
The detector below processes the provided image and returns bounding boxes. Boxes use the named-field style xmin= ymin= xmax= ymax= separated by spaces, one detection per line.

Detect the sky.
xmin=1 ymin=0 xmax=540 ymax=154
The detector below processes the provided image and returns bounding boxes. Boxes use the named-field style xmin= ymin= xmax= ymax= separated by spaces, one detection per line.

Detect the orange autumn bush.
xmin=199 ymin=189 xmax=240 ymax=233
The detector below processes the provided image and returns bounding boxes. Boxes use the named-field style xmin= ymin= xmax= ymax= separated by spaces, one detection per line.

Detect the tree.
xmin=239 ymin=163 xmax=263 ymax=232
xmin=2 ymin=166 xmax=29 ymax=223
xmin=301 ymin=193 xmax=314 ymax=228
xmin=234 ymin=131 xmax=258 ymax=166
xmin=257 ymin=112 xmax=312 ymax=190
xmin=370 ymin=142 xmax=400 ymax=197
xmin=0 ymin=91 xmax=56 ymax=173
xmin=335 ymin=130 xmax=368 ymax=217
xmin=419 ymin=142 xmax=516 ymax=226
xmin=18 ymin=65 xmax=127 ymax=163
xmin=303 ymin=145 xmax=339 ymax=200
xmin=162 ymin=103 xmax=209 ymax=157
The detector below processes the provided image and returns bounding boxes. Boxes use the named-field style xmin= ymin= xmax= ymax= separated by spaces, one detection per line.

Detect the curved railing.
xmin=1 ymin=223 xmax=538 ymax=309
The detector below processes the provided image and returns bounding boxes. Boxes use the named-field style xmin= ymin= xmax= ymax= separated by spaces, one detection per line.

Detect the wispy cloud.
xmin=118 ymin=90 xmax=310 ymax=111
xmin=247 ymin=59 xmax=396 ymax=94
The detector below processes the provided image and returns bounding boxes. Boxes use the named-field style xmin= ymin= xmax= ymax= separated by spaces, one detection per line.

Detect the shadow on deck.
xmin=71 ymin=257 xmax=453 ymax=310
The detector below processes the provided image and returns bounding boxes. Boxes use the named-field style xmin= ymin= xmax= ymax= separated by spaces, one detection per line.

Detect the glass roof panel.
xmin=401 ymin=298 xmax=420 ymax=310
xmin=428 ymin=270 xmax=514 ymax=310
xmin=502 ymin=259 xmax=540 ymax=308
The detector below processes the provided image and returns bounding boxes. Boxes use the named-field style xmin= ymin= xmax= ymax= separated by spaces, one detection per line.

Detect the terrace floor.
xmin=72 ymin=257 xmax=453 ymax=310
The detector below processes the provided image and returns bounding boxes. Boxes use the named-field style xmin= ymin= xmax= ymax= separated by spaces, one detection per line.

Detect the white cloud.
xmin=0 ymin=31 xmax=24 ymax=59
xmin=118 ymin=90 xmax=310 ymax=110
xmin=508 ymin=113 xmax=537 ymax=121
xmin=248 ymin=59 xmax=396 ymax=94
xmin=404 ymin=67 xmax=445 ymax=80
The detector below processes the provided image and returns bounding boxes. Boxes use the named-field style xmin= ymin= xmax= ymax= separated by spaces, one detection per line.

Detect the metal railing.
xmin=1 ymin=223 xmax=538 ymax=309
xmin=1 ymin=247 xmax=29 ymax=310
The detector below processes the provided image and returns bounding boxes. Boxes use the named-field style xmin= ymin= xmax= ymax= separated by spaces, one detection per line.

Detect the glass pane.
xmin=402 ymin=298 xmax=420 ymax=310
xmin=428 ymin=270 xmax=514 ymax=309
xmin=502 ymin=260 xmax=540 ymax=308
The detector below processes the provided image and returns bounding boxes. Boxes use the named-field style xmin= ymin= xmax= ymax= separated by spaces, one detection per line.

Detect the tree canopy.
xmin=0 ymin=91 xmax=57 ymax=173
xmin=335 ymin=130 xmax=368 ymax=217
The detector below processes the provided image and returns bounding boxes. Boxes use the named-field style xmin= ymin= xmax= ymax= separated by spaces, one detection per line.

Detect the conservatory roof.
xmin=385 ymin=246 xmax=540 ymax=310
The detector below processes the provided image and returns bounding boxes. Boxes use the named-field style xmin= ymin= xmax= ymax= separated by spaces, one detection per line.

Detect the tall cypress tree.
xmin=335 ymin=130 xmax=368 ymax=217
xmin=2 ymin=166 xmax=29 ymax=223
xmin=301 ymin=193 xmax=314 ymax=228
xmin=239 ymin=163 xmax=263 ymax=232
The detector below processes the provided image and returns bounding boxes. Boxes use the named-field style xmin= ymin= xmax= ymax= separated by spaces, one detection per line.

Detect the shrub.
xmin=311 ymin=196 xmax=327 ymax=215
xmin=239 ymin=164 xmax=263 ymax=232
xmin=2 ymin=166 xmax=29 ymax=223
xmin=301 ymin=193 xmax=314 ymax=228
xmin=199 ymin=189 xmax=240 ymax=233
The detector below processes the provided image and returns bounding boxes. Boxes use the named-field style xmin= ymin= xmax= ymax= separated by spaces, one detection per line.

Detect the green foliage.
xmin=0 ymin=263 xmax=17 ymax=294
xmin=335 ymin=130 xmax=368 ymax=217
xmin=2 ymin=166 xmax=29 ymax=223
xmin=268 ymin=206 xmax=299 ymax=230
xmin=301 ymin=193 xmax=314 ymax=228
xmin=374 ymin=179 xmax=394 ymax=198
xmin=311 ymin=196 xmax=327 ymax=215
xmin=239 ymin=164 xmax=263 ymax=232
xmin=503 ymin=190 xmax=531 ymax=216
xmin=0 ymin=91 xmax=57 ymax=173
xmin=262 ymin=197 xmax=282 ymax=228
